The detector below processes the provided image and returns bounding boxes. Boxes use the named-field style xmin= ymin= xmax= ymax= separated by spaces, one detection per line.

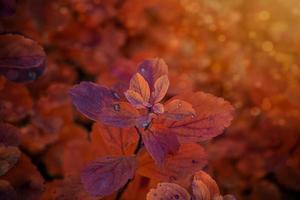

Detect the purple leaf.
xmin=146 ymin=183 xmax=191 ymax=200
xmin=81 ymin=156 xmax=137 ymax=197
xmin=0 ymin=34 xmax=46 ymax=82
xmin=141 ymin=128 xmax=180 ymax=165
xmin=137 ymin=58 xmax=168 ymax=94
xmin=0 ymin=0 xmax=16 ymax=17
xmin=0 ymin=123 xmax=20 ymax=147
xmin=152 ymin=103 xmax=164 ymax=114
xmin=69 ymin=82 xmax=140 ymax=127
xmin=166 ymin=92 xmax=234 ymax=142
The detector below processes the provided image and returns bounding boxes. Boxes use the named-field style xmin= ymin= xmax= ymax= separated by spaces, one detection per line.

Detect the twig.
xmin=115 ymin=127 xmax=143 ymax=200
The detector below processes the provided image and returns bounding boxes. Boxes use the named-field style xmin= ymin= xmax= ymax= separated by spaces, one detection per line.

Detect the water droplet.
xmin=112 ymin=91 xmax=120 ymax=99
xmin=141 ymin=68 xmax=145 ymax=73
xmin=174 ymin=194 xmax=179 ymax=199
xmin=169 ymin=176 xmax=177 ymax=181
xmin=113 ymin=104 xmax=120 ymax=112
xmin=192 ymin=159 xmax=197 ymax=164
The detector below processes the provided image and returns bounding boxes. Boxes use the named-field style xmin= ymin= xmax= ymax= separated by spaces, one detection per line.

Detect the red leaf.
xmin=91 ymin=122 xmax=138 ymax=156
xmin=153 ymin=75 xmax=169 ymax=103
xmin=165 ymin=92 xmax=234 ymax=142
xmin=138 ymin=144 xmax=207 ymax=182
xmin=127 ymin=73 xmax=150 ymax=104
xmin=163 ymin=99 xmax=196 ymax=121
xmin=0 ymin=123 xmax=20 ymax=147
xmin=69 ymin=82 xmax=140 ymax=127
xmin=2 ymin=154 xmax=44 ymax=200
xmin=0 ymin=34 xmax=46 ymax=82
xmin=146 ymin=183 xmax=191 ymax=200
xmin=137 ymin=58 xmax=168 ymax=93
xmin=141 ymin=128 xmax=180 ymax=165
xmin=81 ymin=156 xmax=137 ymax=197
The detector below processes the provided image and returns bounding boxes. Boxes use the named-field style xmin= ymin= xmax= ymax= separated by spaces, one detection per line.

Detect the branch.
xmin=115 ymin=126 xmax=143 ymax=200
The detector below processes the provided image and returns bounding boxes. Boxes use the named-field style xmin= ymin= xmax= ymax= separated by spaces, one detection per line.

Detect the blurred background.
xmin=1 ymin=0 xmax=300 ymax=199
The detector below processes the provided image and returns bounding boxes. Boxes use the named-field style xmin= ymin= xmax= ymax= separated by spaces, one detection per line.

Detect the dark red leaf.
xmin=0 ymin=123 xmax=20 ymax=147
xmin=0 ymin=145 xmax=21 ymax=176
xmin=141 ymin=128 xmax=180 ymax=165
xmin=165 ymin=92 xmax=234 ymax=142
xmin=69 ymin=82 xmax=140 ymax=127
xmin=0 ymin=34 xmax=46 ymax=82
xmin=146 ymin=183 xmax=191 ymax=200
xmin=0 ymin=0 xmax=16 ymax=17
xmin=138 ymin=144 xmax=207 ymax=182
xmin=81 ymin=156 xmax=137 ymax=197
xmin=0 ymin=180 xmax=17 ymax=200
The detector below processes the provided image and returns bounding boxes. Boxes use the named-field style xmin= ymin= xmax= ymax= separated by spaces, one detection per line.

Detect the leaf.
xmin=91 ymin=122 xmax=138 ymax=156
xmin=0 ymin=180 xmax=17 ymax=200
xmin=152 ymin=103 xmax=164 ymax=114
xmin=163 ymin=99 xmax=196 ymax=121
xmin=69 ymin=81 xmax=140 ymax=127
xmin=146 ymin=183 xmax=191 ymax=200
xmin=0 ymin=123 xmax=20 ymax=147
xmin=128 ymin=73 xmax=150 ymax=104
xmin=141 ymin=128 xmax=180 ymax=165
xmin=138 ymin=144 xmax=207 ymax=182
xmin=2 ymin=154 xmax=44 ymax=200
xmin=0 ymin=0 xmax=17 ymax=17
xmin=153 ymin=75 xmax=169 ymax=103
xmin=0 ymin=34 xmax=46 ymax=82
xmin=40 ymin=177 xmax=97 ymax=200
xmin=137 ymin=58 xmax=168 ymax=92
xmin=81 ymin=156 xmax=137 ymax=197
xmin=0 ymin=145 xmax=21 ymax=176
xmin=192 ymin=171 xmax=220 ymax=200
xmin=125 ymin=89 xmax=150 ymax=108
xmin=165 ymin=92 xmax=234 ymax=142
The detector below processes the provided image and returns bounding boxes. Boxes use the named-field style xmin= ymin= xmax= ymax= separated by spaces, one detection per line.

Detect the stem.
xmin=115 ymin=127 xmax=143 ymax=200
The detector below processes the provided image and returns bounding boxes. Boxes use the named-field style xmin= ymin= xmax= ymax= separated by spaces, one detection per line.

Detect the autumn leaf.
xmin=0 ymin=0 xmax=16 ymax=17
xmin=0 ymin=180 xmax=17 ymax=200
xmin=165 ymin=92 xmax=234 ymax=142
xmin=69 ymin=82 xmax=140 ymax=127
xmin=81 ymin=156 xmax=137 ymax=197
xmin=0 ymin=145 xmax=20 ymax=176
xmin=153 ymin=75 xmax=169 ymax=103
xmin=0 ymin=123 xmax=20 ymax=147
xmin=146 ymin=183 xmax=191 ymax=200
xmin=127 ymin=73 xmax=150 ymax=104
xmin=192 ymin=171 xmax=220 ymax=200
xmin=1 ymin=154 xmax=44 ymax=200
xmin=138 ymin=144 xmax=207 ymax=182
xmin=141 ymin=128 xmax=180 ymax=165
xmin=91 ymin=122 xmax=138 ymax=156
xmin=0 ymin=34 xmax=46 ymax=82
xmin=163 ymin=99 xmax=196 ymax=120
xmin=137 ymin=58 xmax=168 ymax=92
xmin=125 ymin=89 xmax=149 ymax=108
